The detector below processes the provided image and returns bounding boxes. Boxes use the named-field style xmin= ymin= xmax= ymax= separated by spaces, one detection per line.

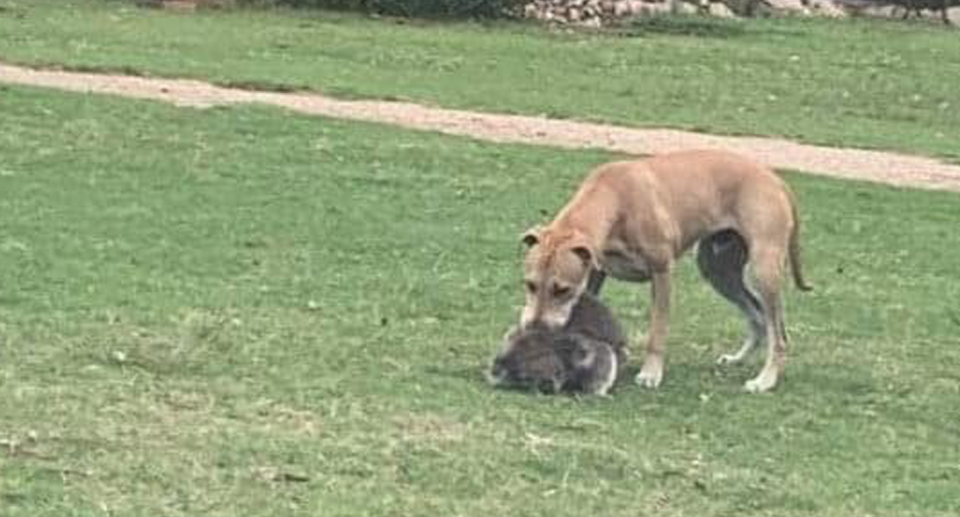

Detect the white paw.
xmin=716 ymin=354 xmax=738 ymax=366
xmin=744 ymin=374 xmax=776 ymax=393
xmin=716 ymin=339 xmax=758 ymax=367
xmin=635 ymin=367 xmax=663 ymax=389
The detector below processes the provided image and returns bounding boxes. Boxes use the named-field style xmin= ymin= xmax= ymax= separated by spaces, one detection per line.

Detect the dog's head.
xmin=519 ymin=225 xmax=598 ymax=330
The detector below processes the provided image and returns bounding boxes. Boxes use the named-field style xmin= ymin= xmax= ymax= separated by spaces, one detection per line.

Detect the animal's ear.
xmin=501 ymin=325 xmax=521 ymax=345
xmin=571 ymin=246 xmax=592 ymax=264
xmin=520 ymin=226 xmax=542 ymax=248
xmin=570 ymin=245 xmax=600 ymax=270
xmin=569 ymin=231 xmax=599 ymax=269
xmin=573 ymin=340 xmax=596 ymax=367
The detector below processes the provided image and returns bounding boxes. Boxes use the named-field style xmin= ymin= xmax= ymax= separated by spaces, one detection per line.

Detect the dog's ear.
xmin=571 ymin=246 xmax=593 ymax=266
xmin=569 ymin=231 xmax=599 ymax=270
xmin=520 ymin=226 xmax=542 ymax=248
xmin=570 ymin=243 xmax=600 ymax=271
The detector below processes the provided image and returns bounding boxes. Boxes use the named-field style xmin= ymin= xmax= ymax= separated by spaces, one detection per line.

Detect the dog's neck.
xmin=552 ymin=193 xmax=619 ymax=252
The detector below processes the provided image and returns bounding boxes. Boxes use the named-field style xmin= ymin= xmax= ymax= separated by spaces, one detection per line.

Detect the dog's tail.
xmin=787 ymin=188 xmax=813 ymax=292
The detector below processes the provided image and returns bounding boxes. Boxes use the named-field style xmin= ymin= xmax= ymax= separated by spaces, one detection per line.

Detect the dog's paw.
xmin=716 ymin=339 xmax=758 ymax=367
xmin=634 ymin=365 xmax=663 ymax=389
xmin=716 ymin=354 xmax=738 ymax=367
xmin=744 ymin=373 xmax=777 ymax=393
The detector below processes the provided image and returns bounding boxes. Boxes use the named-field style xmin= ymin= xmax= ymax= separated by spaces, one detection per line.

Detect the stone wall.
xmin=520 ymin=0 xmax=852 ymax=26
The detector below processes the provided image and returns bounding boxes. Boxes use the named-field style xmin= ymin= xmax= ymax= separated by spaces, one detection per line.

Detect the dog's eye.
xmin=552 ymin=285 xmax=572 ymax=298
xmin=525 ymin=281 xmax=538 ymax=293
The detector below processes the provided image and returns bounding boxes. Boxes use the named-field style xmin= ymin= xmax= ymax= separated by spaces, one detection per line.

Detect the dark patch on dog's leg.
xmin=696 ymin=230 xmax=766 ymax=365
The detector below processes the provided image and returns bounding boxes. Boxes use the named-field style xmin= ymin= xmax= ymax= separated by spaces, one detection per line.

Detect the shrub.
xmin=239 ymin=0 xmax=524 ymax=18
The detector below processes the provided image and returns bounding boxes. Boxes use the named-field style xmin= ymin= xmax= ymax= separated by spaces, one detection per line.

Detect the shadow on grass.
xmin=426 ymin=362 xmax=646 ymax=397
xmin=616 ymin=14 xmax=804 ymax=39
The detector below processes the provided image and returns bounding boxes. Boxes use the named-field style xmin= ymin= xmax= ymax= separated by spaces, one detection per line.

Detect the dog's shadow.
xmin=427 ymin=361 xmax=646 ymax=397
xmin=424 ymin=363 xmax=491 ymax=385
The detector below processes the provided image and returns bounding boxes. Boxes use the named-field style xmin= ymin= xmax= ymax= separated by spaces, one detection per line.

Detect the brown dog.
xmin=520 ymin=149 xmax=811 ymax=393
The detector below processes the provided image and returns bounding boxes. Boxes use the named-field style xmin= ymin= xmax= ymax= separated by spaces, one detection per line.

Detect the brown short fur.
xmin=520 ymin=149 xmax=811 ymax=393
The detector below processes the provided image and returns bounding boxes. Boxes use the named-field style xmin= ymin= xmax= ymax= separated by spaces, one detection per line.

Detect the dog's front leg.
xmin=636 ymin=269 xmax=670 ymax=389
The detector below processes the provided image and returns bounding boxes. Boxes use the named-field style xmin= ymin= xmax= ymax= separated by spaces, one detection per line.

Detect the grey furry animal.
xmin=560 ymin=290 xmax=629 ymax=350
xmin=487 ymin=294 xmax=628 ymax=395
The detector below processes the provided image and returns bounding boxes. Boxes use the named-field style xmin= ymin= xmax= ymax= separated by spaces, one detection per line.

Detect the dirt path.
xmin=3 ymin=62 xmax=960 ymax=193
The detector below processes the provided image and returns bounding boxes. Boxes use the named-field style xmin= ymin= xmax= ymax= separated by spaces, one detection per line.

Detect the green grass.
xmin=2 ymin=84 xmax=960 ymax=516
xmin=1 ymin=1 xmax=960 ymax=160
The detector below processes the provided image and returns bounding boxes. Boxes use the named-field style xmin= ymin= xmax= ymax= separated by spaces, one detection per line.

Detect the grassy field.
xmin=1 ymin=0 xmax=960 ymax=160
xmin=2 ymin=84 xmax=959 ymax=516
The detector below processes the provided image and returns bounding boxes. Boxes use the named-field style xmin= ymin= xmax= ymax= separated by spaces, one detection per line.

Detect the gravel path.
xmin=3 ymin=62 xmax=959 ymax=193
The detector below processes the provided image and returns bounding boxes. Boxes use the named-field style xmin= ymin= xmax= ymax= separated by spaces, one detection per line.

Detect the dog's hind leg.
xmin=743 ymin=243 xmax=788 ymax=393
xmin=696 ymin=231 xmax=766 ymax=366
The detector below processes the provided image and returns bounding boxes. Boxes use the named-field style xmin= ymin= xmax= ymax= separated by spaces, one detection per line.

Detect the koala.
xmin=487 ymin=293 xmax=628 ymax=395
xmin=488 ymin=328 xmax=622 ymax=395
xmin=561 ymin=290 xmax=628 ymax=351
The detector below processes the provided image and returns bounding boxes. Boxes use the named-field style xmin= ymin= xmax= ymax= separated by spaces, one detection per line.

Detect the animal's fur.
xmin=520 ymin=149 xmax=811 ymax=393
xmin=488 ymin=293 xmax=628 ymax=395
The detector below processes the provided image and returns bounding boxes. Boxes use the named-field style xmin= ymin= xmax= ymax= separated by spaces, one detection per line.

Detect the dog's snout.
xmin=522 ymin=303 xmax=563 ymax=330
xmin=524 ymin=319 xmax=552 ymax=332
xmin=533 ymin=309 xmax=568 ymax=330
